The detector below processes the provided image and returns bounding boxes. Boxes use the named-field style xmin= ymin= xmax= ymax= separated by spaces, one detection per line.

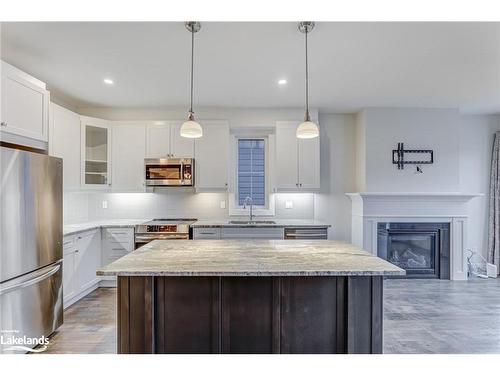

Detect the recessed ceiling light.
xmin=278 ymin=79 xmax=287 ymax=85
xmin=103 ymin=78 xmax=114 ymax=85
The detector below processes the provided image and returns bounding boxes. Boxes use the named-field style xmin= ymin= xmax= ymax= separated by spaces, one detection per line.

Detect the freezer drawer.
xmin=0 ymin=261 xmax=63 ymax=353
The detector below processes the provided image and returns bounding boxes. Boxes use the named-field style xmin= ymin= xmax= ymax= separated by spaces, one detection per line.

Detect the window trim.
xmin=229 ymin=133 xmax=276 ymax=217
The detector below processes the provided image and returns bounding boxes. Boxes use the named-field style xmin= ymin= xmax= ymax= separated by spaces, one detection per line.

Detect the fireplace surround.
xmin=346 ymin=192 xmax=480 ymax=280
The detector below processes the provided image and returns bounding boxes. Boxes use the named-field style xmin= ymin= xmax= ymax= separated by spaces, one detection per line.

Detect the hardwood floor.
xmin=384 ymin=278 xmax=500 ymax=354
xmin=41 ymin=278 xmax=500 ymax=354
xmin=43 ymin=288 xmax=117 ymax=354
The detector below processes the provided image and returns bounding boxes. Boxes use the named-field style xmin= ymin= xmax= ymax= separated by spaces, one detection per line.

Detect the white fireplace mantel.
xmin=346 ymin=192 xmax=482 ymax=280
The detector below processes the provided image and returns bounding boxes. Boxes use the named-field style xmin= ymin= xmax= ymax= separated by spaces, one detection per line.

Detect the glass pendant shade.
xmin=296 ymin=120 xmax=319 ymax=139
xmin=180 ymin=114 xmax=203 ymax=138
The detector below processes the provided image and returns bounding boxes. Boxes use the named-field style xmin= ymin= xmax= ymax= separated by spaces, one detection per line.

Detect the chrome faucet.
xmin=243 ymin=196 xmax=254 ymax=222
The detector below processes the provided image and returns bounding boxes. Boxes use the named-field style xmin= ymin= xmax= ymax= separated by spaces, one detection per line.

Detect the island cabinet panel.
xmin=346 ymin=276 xmax=383 ymax=354
xmin=280 ymin=277 xmax=345 ymax=354
xmin=117 ymin=276 xmax=153 ymax=354
xmin=155 ymin=277 xmax=220 ymax=354
xmin=221 ymin=277 xmax=280 ymax=354
xmin=116 ymin=276 xmax=383 ymax=354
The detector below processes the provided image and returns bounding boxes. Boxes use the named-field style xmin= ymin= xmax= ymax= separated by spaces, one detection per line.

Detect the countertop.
xmin=191 ymin=219 xmax=331 ymax=228
xmin=97 ymin=239 xmax=405 ymax=277
xmin=63 ymin=219 xmax=151 ymax=236
xmin=64 ymin=218 xmax=330 ymax=235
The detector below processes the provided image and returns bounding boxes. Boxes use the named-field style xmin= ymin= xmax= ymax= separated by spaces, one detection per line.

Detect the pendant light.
xmin=296 ymin=21 xmax=319 ymax=139
xmin=180 ymin=21 xmax=203 ymax=138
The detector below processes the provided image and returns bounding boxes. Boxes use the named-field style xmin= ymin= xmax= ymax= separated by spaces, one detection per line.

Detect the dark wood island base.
xmin=117 ymin=275 xmax=383 ymax=354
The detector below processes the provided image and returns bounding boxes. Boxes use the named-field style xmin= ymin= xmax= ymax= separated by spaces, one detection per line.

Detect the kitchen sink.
xmin=228 ymin=220 xmax=276 ymax=225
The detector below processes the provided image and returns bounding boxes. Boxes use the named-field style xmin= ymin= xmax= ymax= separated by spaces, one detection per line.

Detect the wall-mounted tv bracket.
xmin=392 ymin=142 xmax=433 ymax=170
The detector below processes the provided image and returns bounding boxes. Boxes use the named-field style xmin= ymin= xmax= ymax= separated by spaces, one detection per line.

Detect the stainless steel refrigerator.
xmin=0 ymin=145 xmax=63 ymax=353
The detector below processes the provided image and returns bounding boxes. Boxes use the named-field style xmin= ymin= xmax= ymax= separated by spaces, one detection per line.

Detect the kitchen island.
xmin=97 ymin=240 xmax=404 ymax=354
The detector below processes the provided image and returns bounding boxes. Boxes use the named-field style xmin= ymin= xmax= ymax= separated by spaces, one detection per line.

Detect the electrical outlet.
xmin=102 ymin=200 xmax=108 ymax=209
xmin=220 ymin=201 xmax=226 ymax=209
xmin=285 ymin=200 xmax=293 ymax=209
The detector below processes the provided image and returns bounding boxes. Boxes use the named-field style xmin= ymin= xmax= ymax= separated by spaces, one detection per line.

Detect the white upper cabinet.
xmin=0 ymin=61 xmax=49 ymax=144
xmin=276 ymin=122 xmax=299 ymax=189
xmin=145 ymin=123 xmax=170 ymax=158
xmin=194 ymin=121 xmax=229 ymax=190
xmin=112 ymin=122 xmax=146 ymax=192
xmin=49 ymin=103 xmax=81 ymax=190
xmin=80 ymin=116 xmax=112 ymax=188
xmin=146 ymin=121 xmax=194 ymax=159
xmin=275 ymin=121 xmax=320 ymax=190
xmin=170 ymin=122 xmax=195 ymax=158
xmin=298 ymin=133 xmax=320 ymax=189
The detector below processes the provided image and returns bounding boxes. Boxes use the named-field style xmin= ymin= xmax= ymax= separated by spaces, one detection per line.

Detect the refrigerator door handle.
xmin=0 ymin=262 xmax=61 ymax=296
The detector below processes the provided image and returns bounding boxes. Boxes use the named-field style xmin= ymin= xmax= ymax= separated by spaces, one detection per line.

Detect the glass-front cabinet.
xmin=80 ymin=116 xmax=111 ymax=188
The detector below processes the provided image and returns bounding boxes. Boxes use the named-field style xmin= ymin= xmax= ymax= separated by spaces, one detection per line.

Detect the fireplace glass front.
xmin=377 ymin=223 xmax=450 ymax=279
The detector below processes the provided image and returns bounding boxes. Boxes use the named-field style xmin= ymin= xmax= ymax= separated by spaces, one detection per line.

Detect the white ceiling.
xmin=1 ymin=22 xmax=499 ymax=114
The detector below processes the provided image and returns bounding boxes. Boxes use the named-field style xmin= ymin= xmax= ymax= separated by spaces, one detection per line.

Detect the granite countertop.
xmin=191 ymin=219 xmax=331 ymax=228
xmin=63 ymin=219 xmax=151 ymax=236
xmin=97 ymin=239 xmax=405 ymax=277
xmin=64 ymin=218 xmax=331 ymax=235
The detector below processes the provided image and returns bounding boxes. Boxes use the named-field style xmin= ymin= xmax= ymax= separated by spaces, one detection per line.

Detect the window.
xmin=237 ymin=138 xmax=265 ymax=206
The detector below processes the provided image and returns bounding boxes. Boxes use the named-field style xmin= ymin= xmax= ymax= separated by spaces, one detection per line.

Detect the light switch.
xmin=220 ymin=201 xmax=226 ymax=209
xmin=102 ymin=200 xmax=108 ymax=209
xmin=285 ymin=200 xmax=293 ymax=209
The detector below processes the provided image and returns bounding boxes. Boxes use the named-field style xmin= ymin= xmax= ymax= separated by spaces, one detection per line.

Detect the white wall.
xmin=314 ymin=114 xmax=356 ymax=241
xmin=459 ymin=114 xmax=500 ymax=257
xmin=357 ymin=108 xmax=460 ymax=192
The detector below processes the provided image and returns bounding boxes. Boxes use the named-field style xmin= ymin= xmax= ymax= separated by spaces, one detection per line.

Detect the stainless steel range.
xmin=134 ymin=219 xmax=197 ymax=249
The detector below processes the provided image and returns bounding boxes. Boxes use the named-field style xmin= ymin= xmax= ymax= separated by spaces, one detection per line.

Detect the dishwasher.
xmin=284 ymin=227 xmax=328 ymax=240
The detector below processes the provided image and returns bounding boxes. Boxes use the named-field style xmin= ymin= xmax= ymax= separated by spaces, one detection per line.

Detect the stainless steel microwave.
xmin=145 ymin=158 xmax=194 ymax=187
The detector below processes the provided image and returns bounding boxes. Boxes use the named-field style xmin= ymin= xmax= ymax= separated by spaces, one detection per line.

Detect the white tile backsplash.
xmin=63 ymin=192 xmax=89 ymax=224
xmin=64 ymin=191 xmax=315 ymax=224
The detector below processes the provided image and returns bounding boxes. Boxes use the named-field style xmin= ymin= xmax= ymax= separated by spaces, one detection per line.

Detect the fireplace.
xmin=377 ymin=223 xmax=450 ymax=279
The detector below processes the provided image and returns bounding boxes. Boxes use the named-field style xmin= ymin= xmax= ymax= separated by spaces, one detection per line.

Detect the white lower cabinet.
xmin=62 ymin=236 xmax=78 ymax=305
xmin=101 ymin=227 xmax=135 ymax=286
xmin=63 ymin=229 xmax=101 ymax=309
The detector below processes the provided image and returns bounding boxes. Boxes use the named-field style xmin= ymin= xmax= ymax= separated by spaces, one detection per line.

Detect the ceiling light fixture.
xmin=296 ymin=21 xmax=319 ymax=139
xmin=278 ymin=79 xmax=287 ymax=85
xmin=180 ymin=21 xmax=203 ymax=139
xmin=103 ymin=78 xmax=114 ymax=85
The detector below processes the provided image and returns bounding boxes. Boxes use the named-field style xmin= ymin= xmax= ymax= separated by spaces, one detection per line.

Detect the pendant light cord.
xmin=305 ymin=29 xmax=309 ymax=115
xmin=189 ymin=28 xmax=194 ymax=114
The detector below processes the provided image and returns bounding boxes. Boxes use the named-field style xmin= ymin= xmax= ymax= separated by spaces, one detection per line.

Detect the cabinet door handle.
xmin=0 ymin=122 xmax=7 ymax=127
xmin=299 ymin=183 xmax=302 ymax=187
